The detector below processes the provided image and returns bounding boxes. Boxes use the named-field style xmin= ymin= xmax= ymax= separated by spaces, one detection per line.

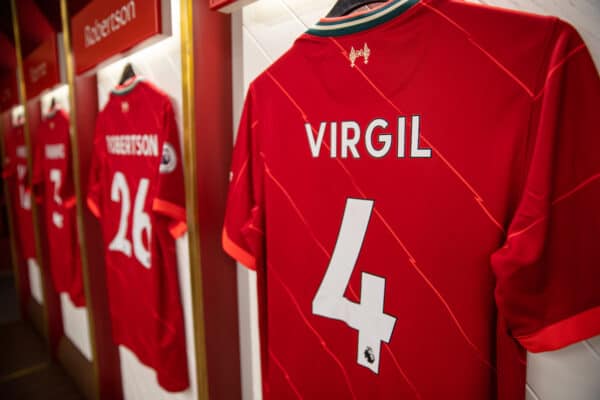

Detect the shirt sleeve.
xmin=222 ymin=85 xmax=265 ymax=271
xmin=491 ymin=20 xmax=600 ymax=353
xmin=151 ymin=99 xmax=187 ymax=239
xmin=86 ymin=119 xmax=104 ymax=218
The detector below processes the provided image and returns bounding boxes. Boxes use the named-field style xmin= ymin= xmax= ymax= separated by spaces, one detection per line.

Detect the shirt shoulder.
xmin=136 ymin=80 xmax=173 ymax=108
xmin=435 ymin=1 xmax=575 ymax=93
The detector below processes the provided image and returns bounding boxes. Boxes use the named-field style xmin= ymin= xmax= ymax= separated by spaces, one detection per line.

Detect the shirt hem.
xmin=169 ymin=220 xmax=188 ymax=238
xmin=516 ymin=305 xmax=600 ymax=352
xmin=86 ymin=197 xmax=101 ymax=218
xmin=152 ymin=198 xmax=186 ymax=223
xmin=222 ymin=228 xmax=256 ymax=270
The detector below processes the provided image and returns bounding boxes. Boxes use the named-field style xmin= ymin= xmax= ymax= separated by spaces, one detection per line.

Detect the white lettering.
xmin=330 ymin=122 xmax=337 ymax=158
xmin=397 ymin=117 xmax=405 ymax=158
xmin=105 ymin=134 xmax=159 ymax=157
xmin=45 ymin=144 xmax=66 ymax=160
xmin=365 ymin=119 xmax=391 ymax=158
xmin=341 ymin=121 xmax=360 ymax=158
xmin=410 ymin=116 xmax=431 ymax=158
xmin=29 ymin=62 xmax=47 ymax=83
xmin=16 ymin=146 xmax=27 ymax=159
xmin=306 ymin=122 xmax=326 ymax=158
xmin=84 ymin=0 xmax=137 ymax=48
xmin=307 ymin=115 xmax=431 ymax=159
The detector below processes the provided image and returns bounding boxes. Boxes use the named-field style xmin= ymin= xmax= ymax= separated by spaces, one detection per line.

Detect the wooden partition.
xmin=25 ymin=96 xmax=65 ymax=351
xmin=70 ymin=71 xmax=123 ymax=400
xmin=184 ymin=0 xmax=242 ymax=399
xmin=10 ymin=0 xmax=52 ymax=345
xmin=0 ymin=110 xmax=26 ymax=318
xmin=6 ymin=1 xmax=247 ymax=399
xmin=60 ymin=0 xmax=124 ymax=396
xmin=5 ymin=0 xmax=103 ymax=398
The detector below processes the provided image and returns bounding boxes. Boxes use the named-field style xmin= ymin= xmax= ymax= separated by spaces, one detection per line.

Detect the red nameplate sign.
xmin=71 ymin=0 xmax=163 ymax=74
xmin=23 ymin=36 xmax=60 ymax=100
xmin=0 ymin=70 xmax=18 ymax=112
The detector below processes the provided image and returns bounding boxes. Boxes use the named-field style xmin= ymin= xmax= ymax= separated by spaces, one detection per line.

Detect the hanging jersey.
xmin=4 ymin=125 xmax=37 ymax=261
xmin=87 ymin=77 xmax=189 ymax=391
xmin=222 ymin=1 xmax=600 ymax=399
xmin=32 ymin=109 xmax=85 ymax=307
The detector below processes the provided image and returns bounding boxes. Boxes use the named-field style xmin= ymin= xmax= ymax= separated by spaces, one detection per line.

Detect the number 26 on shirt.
xmin=108 ymin=171 xmax=152 ymax=268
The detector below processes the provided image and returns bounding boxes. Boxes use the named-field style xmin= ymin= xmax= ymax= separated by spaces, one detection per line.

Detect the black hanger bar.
xmin=326 ymin=0 xmax=388 ymax=17
xmin=119 ymin=62 xmax=136 ymax=85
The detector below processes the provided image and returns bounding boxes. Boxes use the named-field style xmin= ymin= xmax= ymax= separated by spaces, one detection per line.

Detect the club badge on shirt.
xmin=160 ymin=142 xmax=177 ymax=174
xmin=349 ymin=43 xmax=370 ymax=67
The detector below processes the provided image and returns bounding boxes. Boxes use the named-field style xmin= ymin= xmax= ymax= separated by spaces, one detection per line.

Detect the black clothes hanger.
xmin=119 ymin=62 xmax=136 ymax=85
xmin=326 ymin=0 xmax=388 ymax=17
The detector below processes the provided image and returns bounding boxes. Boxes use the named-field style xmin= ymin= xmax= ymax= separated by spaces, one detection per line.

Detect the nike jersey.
xmin=32 ymin=109 xmax=85 ymax=307
xmin=222 ymin=1 xmax=600 ymax=399
xmin=4 ymin=124 xmax=37 ymax=261
xmin=87 ymin=77 xmax=189 ymax=391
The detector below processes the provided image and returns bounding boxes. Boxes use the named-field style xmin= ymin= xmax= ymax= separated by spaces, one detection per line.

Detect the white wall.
xmin=27 ymin=258 xmax=43 ymax=305
xmin=95 ymin=0 xmax=197 ymax=399
xmin=231 ymin=1 xmax=600 ymax=400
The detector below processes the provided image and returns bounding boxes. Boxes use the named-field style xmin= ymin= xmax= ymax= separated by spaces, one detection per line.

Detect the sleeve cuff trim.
xmin=169 ymin=220 xmax=187 ymax=239
xmin=86 ymin=197 xmax=101 ymax=218
xmin=222 ymin=228 xmax=256 ymax=270
xmin=64 ymin=196 xmax=76 ymax=209
xmin=516 ymin=306 xmax=600 ymax=352
xmin=153 ymin=198 xmax=186 ymax=222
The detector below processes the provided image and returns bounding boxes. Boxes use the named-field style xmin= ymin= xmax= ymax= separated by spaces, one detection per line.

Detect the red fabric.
xmin=516 ymin=306 xmax=600 ymax=352
xmin=152 ymin=198 xmax=187 ymax=238
xmin=86 ymin=78 xmax=189 ymax=391
xmin=32 ymin=110 xmax=85 ymax=307
xmin=222 ymin=1 xmax=600 ymax=399
xmin=490 ymin=19 xmax=600 ymax=354
xmin=4 ymin=125 xmax=37 ymax=261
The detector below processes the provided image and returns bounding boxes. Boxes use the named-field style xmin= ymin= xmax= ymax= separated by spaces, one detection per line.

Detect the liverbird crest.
xmin=349 ymin=43 xmax=371 ymax=67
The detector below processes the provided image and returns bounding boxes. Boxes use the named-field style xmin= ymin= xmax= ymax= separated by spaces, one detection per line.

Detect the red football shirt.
xmin=87 ymin=77 xmax=189 ymax=391
xmin=4 ymin=124 xmax=37 ymax=262
xmin=223 ymin=1 xmax=600 ymax=399
xmin=32 ymin=109 xmax=85 ymax=307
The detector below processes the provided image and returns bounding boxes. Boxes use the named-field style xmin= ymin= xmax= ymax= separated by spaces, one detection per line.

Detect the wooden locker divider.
xmin=0 ymin=111 xmax=26 ymax=319
xmin=10 ymin=0 xmax=53 ymax=346
xmin=25 ymin=98 xmax=65 ymax=350
xmin=180 ymin=0 xmax=210 ymax=398
xmin=60 ymin=1 xmax=124 ymax=399
xmin=183 ymin=0 xmax=242 ymax=399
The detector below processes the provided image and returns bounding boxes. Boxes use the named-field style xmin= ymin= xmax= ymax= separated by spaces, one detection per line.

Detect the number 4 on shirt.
xmin=312 ymin=198 xmax=396 ymax=374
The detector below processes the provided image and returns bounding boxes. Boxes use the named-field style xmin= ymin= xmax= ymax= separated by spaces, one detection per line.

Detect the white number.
xmin=132 ymin=179 xmax=151 ymax=268
xmin=108 ymin=172 xmax=152 ymax=268
xmin=52 ymin=212 xmax=64 ymax=228
xmin=312 ymin=198 xmax=396 ymax=374
xmin=17 ymin=164 xmax=31 ymax=210
xmin=49 ymin=169 xmax=63 ymax=205
xmin=108 ymin=172 xmax=132 ymax=258
xmin=49 ymin=169 xmax=65 ymax=228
